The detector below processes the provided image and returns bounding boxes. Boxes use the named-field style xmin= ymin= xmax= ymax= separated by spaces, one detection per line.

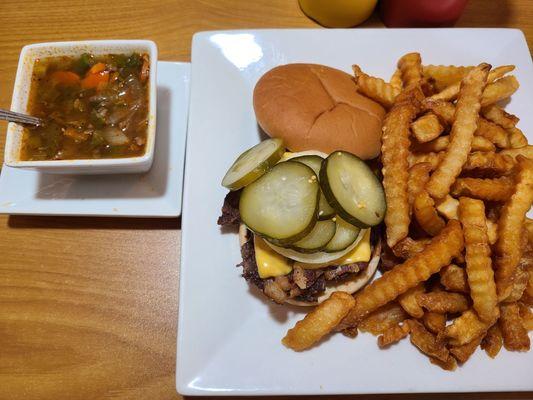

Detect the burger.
xmin=218 ymin=63 xmax=386 ymax=306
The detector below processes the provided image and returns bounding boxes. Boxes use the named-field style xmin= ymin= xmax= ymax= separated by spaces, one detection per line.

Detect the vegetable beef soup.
xmin=20 ymin=52 xmax=150 ymax=160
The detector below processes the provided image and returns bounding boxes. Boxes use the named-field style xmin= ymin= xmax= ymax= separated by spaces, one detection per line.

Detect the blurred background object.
xmin=299 ymin=0 xmax=378 ymax=27
xmin=380 ymin=0 xmax=469 ymax=27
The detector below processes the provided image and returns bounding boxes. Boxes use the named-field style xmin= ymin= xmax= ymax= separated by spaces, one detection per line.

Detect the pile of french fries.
xmin=282 ymin=53 xmax=533 ymax=370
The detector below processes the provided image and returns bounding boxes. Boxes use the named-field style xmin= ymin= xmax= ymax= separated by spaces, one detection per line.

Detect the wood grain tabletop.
xmin=0 ymin=1 xmax=532 ymax=399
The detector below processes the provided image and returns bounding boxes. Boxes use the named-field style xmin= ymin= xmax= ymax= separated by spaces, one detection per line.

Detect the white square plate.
xmin=0 ymin=61 xmax=189 ymax=217
xmin=177 ymin=29 xmax=533 ymax=395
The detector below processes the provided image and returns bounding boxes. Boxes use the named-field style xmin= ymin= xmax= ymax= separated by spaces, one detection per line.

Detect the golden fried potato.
xmin=392 ymin=237 xmax=431 ymax=259
xmin=475 ymin=118 xmax=510 ymax=148
xmin=378 ymin=322 xmax=411 ymax=348
xmin=382 ymin=88 xmax=423 ymax=247
xmin=407 ymin=162 xmax=432 ymax=214
xmin=495 ymin=156 xmax=533 ymax=300
xmin=481 ymin=75 xmax=520 ymax=107
xmin=408 ymin=319 xmax=451 ymax=363
xmin=399 ymin=283 xmax=425 ymax=318
xmin=518 ymin=303 xmax=533 ymax=331
xmin=423 ymin=65 xmax=473 ymax=92
xmin=338 ymin=220 xmax=464 ymax=329
xmin=481 ymin=104 xmax=519 ymax=129
xmin=408 ymin=152 xmax=444 ymax=170
xmin=414 ymin=190 xmax=446 ymax=236
xmin=452 ymin=177 xmax=514 ymax=201
xmin=430 ymin=65 xmax=514 ymax=102
xmin=358 ymin=302 xmax=408 ymax=335
xmin=435 ymin=195 xmax=459 ymax=220
xmin=427 ymin=64 xmax=490 ymax=199
xmin=500 ymin=145 xmax=533 ymax=161
xmin=445 ymin=309 xmax=492 ymax=346
xmin=481 ymin=323 xmax=503 ymax=358
xmin=411 ymin=113 xmax=444 ymax=143
xmin=353 ymin=65 xmax=400 ymax=109
xmin=440 ymin=264 xmax=469 ymax=293
xmin=390 ymin=68 xmax=403 ymax=92
xmin=422 ymin=312 xmax=447 ymax=334
xmin=504 ymin=265 xmax=529 ymax=303
xmin=398 ymin=52 xmax=423 ymax=89
xmin=282 ymin=291 xmax=355 ymax=351
xmin=417 ymin=291 xmax=469 ymax=313
xmin=459 ymin=197 xmax=499 ymax=322
xmin=422 ymin=99 xmax=455 ymax=125
xmin=508 ymin=127 xmax=528 ymax=149
xmin=463 ymin=151 xmax=516 ymax=174
xmin=499 ymin=302 xmax=530 ymax=351
xmin=486 ymin=219 xmax=498 ymax=245
xmin=450 ymin=335 xmax=484 ymax=364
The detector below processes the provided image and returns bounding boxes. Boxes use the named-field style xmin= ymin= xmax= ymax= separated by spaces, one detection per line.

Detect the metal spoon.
xmin=0 ymin=109 xmax=42 ymax=126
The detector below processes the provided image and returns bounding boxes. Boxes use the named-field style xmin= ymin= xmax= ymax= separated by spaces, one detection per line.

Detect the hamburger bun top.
xmin=253 ymin=64 xmax=386 ymax=160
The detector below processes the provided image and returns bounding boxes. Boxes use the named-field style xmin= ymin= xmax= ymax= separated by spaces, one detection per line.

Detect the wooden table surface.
xmin=0 ymin=1 xmax=532 ymax=399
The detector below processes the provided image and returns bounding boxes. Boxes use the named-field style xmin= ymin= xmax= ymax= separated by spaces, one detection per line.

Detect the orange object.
xmin=50 ymin=70 xmax=80 ymax=86
xmin=81 ymin=70 xmax=110 ymax=90
xmin=299 ymin=0 xmax=377 ymax=28
xmin=88 ymin=62 xmax=106 ymax=75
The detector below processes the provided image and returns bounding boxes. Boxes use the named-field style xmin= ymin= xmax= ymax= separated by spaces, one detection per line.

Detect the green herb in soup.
xmin=21 ymin=52 xmax=150 ymax=161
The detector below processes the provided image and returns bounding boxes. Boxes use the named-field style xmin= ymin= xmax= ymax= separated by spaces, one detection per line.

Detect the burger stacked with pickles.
xmin=218 ymin=138 xmax=386 ymax=305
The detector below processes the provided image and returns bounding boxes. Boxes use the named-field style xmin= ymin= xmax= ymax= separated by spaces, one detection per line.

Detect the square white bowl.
xmin=177 ymin=28 xmax=533 ymax=396
xmin=4 ymin=40 xmax=158 ymax=174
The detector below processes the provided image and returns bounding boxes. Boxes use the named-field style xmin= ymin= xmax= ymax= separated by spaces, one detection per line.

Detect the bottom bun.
xmin=238 ymin=224 xmax=381 ymax=306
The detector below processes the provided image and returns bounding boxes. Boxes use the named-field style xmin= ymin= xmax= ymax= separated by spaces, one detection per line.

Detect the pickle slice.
xmin=321 ymin=151 xmax=386 ymax=228
xmin=221 ymin=138 xmax=285 ymax=190
xmin=324 ymin=216 xmax=361 ymax=252
xmin=239 ymin=161 xmax=319 ymax=244
xmin=291 ymin=219 xmax=337 ymax=253
xmin=291 ymin=155 xmax=336 ymax=220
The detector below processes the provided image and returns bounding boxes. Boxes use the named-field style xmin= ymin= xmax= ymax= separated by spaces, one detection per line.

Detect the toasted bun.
xmin=238 ymin=224 xmax=380 ymax=306
xmin=253 ymin=64 xmax=386 ymax=160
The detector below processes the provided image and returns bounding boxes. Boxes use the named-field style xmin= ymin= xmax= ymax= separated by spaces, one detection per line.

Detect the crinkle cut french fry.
xmin=382 ymin=88 xmax=422 ymax=247
xmin=282 ymin=291 xmax=355 ymax=351
xmin=353 ymin=65 xmax=400 ymax=108
xmin=413 ymin=135 xmax=495 ymax=153
xmin=358 ymin=302 xmax=408 ymax=335
xmin=377 ymin=322 xmax=411 ymax=348
xmin=508 ymin=127 xmax=528 ymax=149
xmin=499 ymin=302 xmax=531 ymax=351
xmin=440 ymin=264 xmax=469 ymax=293
xmin=408 ymin=319 xmax=452 ymax=364
xmin=411 ymin=113 xmax=444 ymax=143
xmin=500 ymin=145 xmax=533 ymax=161
xmin=463 ymin=151 xmax=516 ymax=174
xmin=449 ymin=334 xmax=484 ymax=363
xmin=452 ymin=177 xmax=515 ymax=202
xmin=427 ymin=64 xmax=490 ymax=199
xmin=481 ymin=323 xmax=503 ymax=358
xmin=408 ymin=152 xmax=444 ymax=170
xmin=423 ymin=64 xmax=473 ymax=92
xmin=518 ymin=303 xmax=533 ymax=331
xmin=338 ymin=220 xmax=464 ymax=330
xmin=482 ymin=104 xmax=519 ymax=129
xmin=481 ymin=75 xmax=520 ymax=107
xmin=435 ymin=195 xmax=459 ymax=220
xmin=475 ymin=118 xmax=510 ymax=148
xmin=430 ymin=65 xmax=515 ymax=102
xmin=459 ymin=197 xmax=499 ymax=322
xmin=390 ymin=68 xmax=403 ymax=91
xmin=392 ymin=237 xmax=431 ymax=259
xmin=414 ymin=190 xmax=446 ymax=236
xmin=422 ymin=311 xmax=447 ymax=334
xmin=407 ymin=162 xmax=432 ymax=213
xmin=445 ymin=309 xmax=492 ymax=346
xmin=398 ymin=283 xmax=425 ymax=318
xmin=495 ymin=156 xmax=533 ymax=300
xmin=398 ymin=52 xmax=423 ymax=89
xmin=504 ymin=265 xmax=529 ymax=303
xmin=417 ymin=291 xmax=470 ymax=313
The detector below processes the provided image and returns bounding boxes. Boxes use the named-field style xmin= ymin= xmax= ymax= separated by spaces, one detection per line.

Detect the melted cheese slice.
xmin=254 ymin=235 xmax=293 ymax=278
xmin=295 ymin=229 xmax=371 ymax=270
